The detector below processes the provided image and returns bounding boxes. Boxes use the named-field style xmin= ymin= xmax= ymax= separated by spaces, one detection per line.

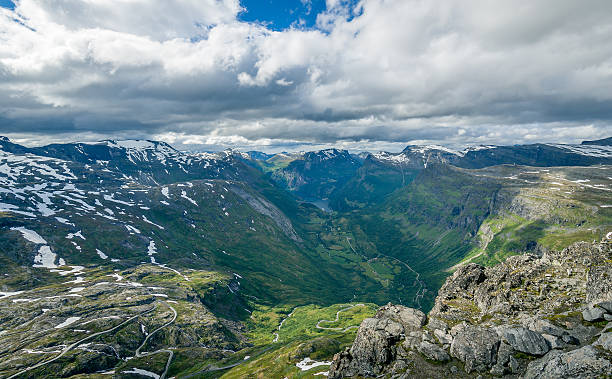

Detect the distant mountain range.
xmin=0 ymin=135 xmax=610 ymax=377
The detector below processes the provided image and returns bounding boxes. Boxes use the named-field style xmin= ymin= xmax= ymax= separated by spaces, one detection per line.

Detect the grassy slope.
xmin=461 ymin=166 xmax=612 ymax=267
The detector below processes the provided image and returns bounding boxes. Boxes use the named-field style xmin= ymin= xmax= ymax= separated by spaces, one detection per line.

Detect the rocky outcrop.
xmin=449 ymin=324 xmax=500 ymax=373
xmin=328 ymin=305 xmax=424 ymax=377
xmin=329 ymin=242 xmax=612 ymax=378
xmin=523 ymin=346 xmax=611 ymax=379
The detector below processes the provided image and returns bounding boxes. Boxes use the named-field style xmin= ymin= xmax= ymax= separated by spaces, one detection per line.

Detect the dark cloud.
xmin=0 ymin=0 xmax=611 ymax=150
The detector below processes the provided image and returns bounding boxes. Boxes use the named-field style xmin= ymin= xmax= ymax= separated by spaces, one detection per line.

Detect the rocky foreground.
xmin=328 ymin=241 xmax=612 ymax=378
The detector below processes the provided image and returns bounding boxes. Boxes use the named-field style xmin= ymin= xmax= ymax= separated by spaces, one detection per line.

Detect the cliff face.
xmin=329 ymin=241 xmax=612 ymax=378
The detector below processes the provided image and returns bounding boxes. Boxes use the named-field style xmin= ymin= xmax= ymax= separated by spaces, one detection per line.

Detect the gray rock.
xmin=450 ymin=325 xmax=500 ymax=373
xmin=421 ymin=330 xmax=435 ymax=344
xmin=498 ymin=326 xmax=550 ymax=356
xmin=524 ymin=345 xmax=612 ymax=378
xmin=531 ymin=319 xmax=567 ymax=337
xmin=390 ymin=359 xmax=408 ymax=374
xmin=542 ymin=333 xmax=565 ymax=349
xmin=561 ymin=334 xmax=580 ymax=345
xmin=426 ymin=317 xmax=449 ymax=331
xmin=433 ymin=328 xmax=453 ymax=345
xmin=582 ymin=306 xmax=606 ymax=322
xmin=597 ymin=301 xmax=612 ymax=313
xmin=605 ymin=313 xmax=612 ymax=321
xmin=593 ymin=332 xmax=612 ymax=352
xmin=328 ymin=317 xmax=404 ymax=378
xmin=586 ymin=253 xmax=612 ymax=304
xmin=418 ymin=341 xmax=450 ymax=362
xmin=402 ymin=330 xmax=422 ymax=350
xmin=491 ymin=341 xmax=519 ymax=376
xmin=376 ymin=303 xmax=427 ymax=331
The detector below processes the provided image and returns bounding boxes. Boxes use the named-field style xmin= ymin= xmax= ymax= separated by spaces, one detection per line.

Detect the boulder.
xmin=498 ymin=326 xmax=550 ymax=356
xmin=524 ymin=345 xmax=612 ymax=378
xmin=376 ymin=303 xmax=427 ymax=331
xmin=418 ymin=341 xmax=450 ymax=362
xmin=593 ymin=332 xmax=612 ymax=352
xmin=542 ymin=333 xmax=565 ymax=349
xmin=582 ymin=306 xmax=606 ymax=322
xmin=450 ymin=325 xmax=500 ymax=373
xmin=328 ymin=317 xmax=403 ymax=378
xmin=490 ymin=341 xmax=519 ymax=376
xmin=402 ymin=330 xmax=422 ymax=350
xmin=561 ymin=334 xmax=580 ymax=345
xmin=597 ymin=301 xmax=612 ymax=313
xmin=530 ymin=319 xmax=567 ymax=337
xmin=433 ymin=328 xmax=453 ymax=345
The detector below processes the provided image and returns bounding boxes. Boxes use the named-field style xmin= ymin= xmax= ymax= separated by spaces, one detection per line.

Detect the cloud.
xmin=0 ymin=0 xmax=611 ymax=150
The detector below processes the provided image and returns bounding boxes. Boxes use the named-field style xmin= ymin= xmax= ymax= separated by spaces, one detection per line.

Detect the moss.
xmin=544 ymin=311 xmax=582 ymax=325
xmin=514 ymin=351 xmax=537 ymax=360
xmin=583 ymin=320 xmax=608 ymax=328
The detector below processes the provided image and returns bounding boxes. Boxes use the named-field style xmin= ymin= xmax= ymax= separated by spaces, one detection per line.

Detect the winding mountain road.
xmin=134 ymin=302 xmax=177 ymax=379
xmin=315 ymin=303 xmax=365 ymax=332
xmin=7 ymin=306 xmax=157 ymax=379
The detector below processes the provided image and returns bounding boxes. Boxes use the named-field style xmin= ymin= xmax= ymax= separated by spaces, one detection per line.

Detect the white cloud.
xmin=0 ymin=0 xmax=611 ymax=150
xmin=15 ymin=0 xmax=242 ymax=40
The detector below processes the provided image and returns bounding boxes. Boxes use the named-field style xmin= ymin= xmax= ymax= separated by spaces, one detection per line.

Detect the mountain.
xmin=268 ymin=149 xmax=362 ymax=200
xmin=260 ymin=140 xmax=612 ymax=212
xmin=0 ymin=136 xmax=610 ymax=377
xmin=0 ymin=138 xmax=423 ymax=377
xmin=245 ymin=151 xmax=275 ymax=161
xmin=582 ymin=136 xmax=612 ymax=146
xmin=0 ymin=138 xmax=413 ymax=306
xmin=390 ymin=142 xmax=612 ymax=170
xmin=328 ymin=241 xmax=612 ymax=378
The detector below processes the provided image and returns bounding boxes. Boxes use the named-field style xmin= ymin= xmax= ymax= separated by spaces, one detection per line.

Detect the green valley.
xmin=0 ymin=137 xmax=610 ymax=378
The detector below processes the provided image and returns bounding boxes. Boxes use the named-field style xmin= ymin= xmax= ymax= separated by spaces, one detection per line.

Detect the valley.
xmin=0 ymin=137 xmax=610 ymax=378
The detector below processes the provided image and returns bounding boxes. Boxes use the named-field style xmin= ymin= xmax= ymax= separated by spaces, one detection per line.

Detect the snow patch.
xmin=296 ymin=358 xmax=332 ymax=371
xmin=0 ymin=291 xmax=24 ymax=299
xmin=96 ymin=249 xmax=108 ymax=259
xmin=121 ymin=368 xmax=160 ymax=379
xmin=11 ymin=227 xmax=47 ymax=244
xmin=34 ymin=246 xmax=58 ymax=268
xmin=161 ymin=187 xmax=170 ymax=198
xmin=180 ymin=190 xmax=198 ymax=206
xmin=55 ymin=317 xmax=81 ymax=329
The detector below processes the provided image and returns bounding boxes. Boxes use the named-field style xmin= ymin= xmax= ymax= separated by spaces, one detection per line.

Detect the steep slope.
xmin=396 ymin=142 xmax=612 ymax=169
xmin=329 ymin=155 xmax=420 ymax=211
xmin=325 ymin=139 xmax=612 ymax=212
xmin=0 ymin=139 xmax=422 ymax=307
xmin=0 ymin=139 xmax=429 ymax=377
xmin=338 ymin=163 xmax=612 ymax=310
xmin=0 ymin=264 xmax=249 ymax=378
xmin=582 ymin=136 xmax=612 ymax=146
xmin=269 ymin=149 xmax=362 ymax=200
xmin=329 ymin=241 xmax=612 ymax=378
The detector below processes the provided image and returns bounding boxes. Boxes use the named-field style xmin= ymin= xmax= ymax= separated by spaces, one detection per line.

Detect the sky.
xmin=0 ymin=0 xmax=611 ymax=152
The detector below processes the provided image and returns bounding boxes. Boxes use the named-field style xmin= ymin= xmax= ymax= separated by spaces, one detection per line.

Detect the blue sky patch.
xmin=0 ymin=0 xmax=15 ymax=10
xmin=239 ymin=0 xmax=327 ymax=30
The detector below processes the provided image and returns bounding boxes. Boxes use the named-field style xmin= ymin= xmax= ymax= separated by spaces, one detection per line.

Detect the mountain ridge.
xmin=329 ymin=241 xmax=612 ymax=378
xmin=0 ymin=135 xmax=610 ymax=377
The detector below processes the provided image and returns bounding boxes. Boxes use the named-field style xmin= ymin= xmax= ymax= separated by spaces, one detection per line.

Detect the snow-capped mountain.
xmin=367 ymin=141 xmax=612 ymax=169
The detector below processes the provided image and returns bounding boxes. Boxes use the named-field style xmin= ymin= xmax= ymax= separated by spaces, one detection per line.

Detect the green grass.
xmin=245 ymin=303 xmax=377 ymax=346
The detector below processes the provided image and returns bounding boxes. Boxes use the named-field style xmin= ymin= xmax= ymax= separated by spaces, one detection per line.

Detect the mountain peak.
xmin=100 ymin=139 xmax=176 ymax=151
xmin=582 ymin=136 xmax=612 ymax=146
